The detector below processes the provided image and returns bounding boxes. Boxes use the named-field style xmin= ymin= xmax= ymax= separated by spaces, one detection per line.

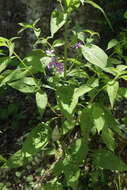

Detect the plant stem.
xmin=64 ymin=18 xmax=68 ymax=78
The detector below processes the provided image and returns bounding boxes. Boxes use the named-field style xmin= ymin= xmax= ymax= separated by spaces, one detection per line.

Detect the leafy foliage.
xmin=0 ymin=0 xmax=127 ymax=189
xmin=92 ymin=149 xmax=127 ymax=171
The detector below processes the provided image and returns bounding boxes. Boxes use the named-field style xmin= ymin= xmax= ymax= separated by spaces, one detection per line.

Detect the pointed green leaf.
xmin=53 ymin=39 xmax=64 ymax=47
xmin=61 ymin=119 xmax=75 ymax=135
xmin=1 ymin=67 xmax=32 ymax=86
xmin=92 ymin=104 xmax=105 ymax=133
xmin=2 ymin=150 xmax=28 ymax=168
xmin=65 ymin=0 xmax=81 ymax=11
xmin=0 ymin=183 xmax=9 ymax=190
xmin=0 ymin=57 xmax=11 ymax=73
xmin=56 ymin=82 xmax=97 ymax=121
xmin=54 ymin=138 xmax=88 ymax=188
xmin=36 ymin=91 xmax=48 ymax=117
xmin=102 ymin=128 xmax=115 ymax=151
xmin=107 ymin=39 xmax=118 ymax=50
xmin=50 ymin=10 xmax=67 ymax=37
xmin=80 ymin=107 xmax=93 ymax=138
xmin=39 ymin=181 xmax=63 ymax=190
xmin=81 ymin=44 xmax=108 ymax=69
xmin=23 ymin=50 xmax=45 ymax=74
xmin=8 ymin=77 xmax=39 ymax=93
xmin=93 ymin=149 xmax=127 ymax=171
xmin=106 ymin=81 xmax=119 ymax=108
xmin=22 ymin=123 xmax=49 ymax=157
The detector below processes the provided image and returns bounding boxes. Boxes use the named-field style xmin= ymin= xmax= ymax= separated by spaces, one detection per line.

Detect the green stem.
xmin=64 ymin=19 xmax=68 ymax=78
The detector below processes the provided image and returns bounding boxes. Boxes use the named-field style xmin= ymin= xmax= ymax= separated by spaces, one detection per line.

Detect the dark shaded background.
xmin=0 ymin=0 xmax=126 ymax=53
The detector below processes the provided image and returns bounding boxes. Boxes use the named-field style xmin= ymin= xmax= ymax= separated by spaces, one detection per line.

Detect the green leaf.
xmin=34 ymin=28 xmax=41 ymax=38
xmin=18 ymin=22 xmax=33 ymax=34
xmin=80 ymin=0 xmax=85 ymax=5
xmin=1 ymin=67 xmax=32 ymax=86
xmin=39 ymin=181 xmax=63 ymax=190
xmin=107 ymin=39 xmax=118 ymax=50
xmin=0 ymin=37 xmax=15 ymax=56
xmin=80 ymin=107 xmax=93 ymax=138
xmin=63 ymin=138 xmax=88 ymax=188
xmin=61 ymin=119 xmax=75 ymax=135
xmin=8 ymin=42 xmax=15 ymax=56
xmin=65 ymin=0 xmax=72 ymax=7
xmin=36 ymin=91 xmax=48 ymax=117
xmin=92 ymin=149 xmax=127 ymax=171
xmin=84 ymin=29 xmax=100 ymax=37
xmin=53 ymin=39 xmax=64 ymax=47
xmin=0 ymin=57 xmax=11 ymax=73
xmin=67 ymin=68 xmax=88 ymax=78
xmin=102 ymin=128 xmax=115 ymax=151
xmin=23 ymin=50 xmax=45 ymax=74
xmin=0 ymin=155 xmax=7 ymax=162
xmin=2 ymin=150 xmax=28 ymax=168
xmin=104 ymin=107 xmax=124 ymax=139
xmin=52 ymin=126 xmax=61 ymax=141
xmin=50 ymin=10 xmax=67 ymax=37
xmin=67 ymin=58 xmax=82 ymax=65
xmin=8 ymin=77 xmax=39 ymax=93
xmin=22 ymin=123 xmax=50 ymax=157
xmin=124 ymin=11 xmax=127 ymax=19
xmin=84 ymin=0 xmax=113 ymax=30
xmin=54 ymin=138 xmax=88 ymax=188
xmin=56 ymin=83 xmax=95 ymax=121
xmin=118 ymin=87 xmax=127 ymax=99
xmin=81 ymin=44 xmax=108 ymax=69
xmin=106 ymin=81 xmax=119 ymax=108
xmin=0 ymin=183 xmax=9 ymax=190
xmin=65 ymin=0 xmax=81 ymax=10
xmin=92 ymin=104 xmax=105 ymax=134
xmin=56 ymin=86 xmax=74 ymax=121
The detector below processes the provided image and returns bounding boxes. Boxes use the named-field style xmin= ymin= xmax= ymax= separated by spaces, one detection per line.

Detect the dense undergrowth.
xmin=1 ymin=0 xmax=127 ymax=189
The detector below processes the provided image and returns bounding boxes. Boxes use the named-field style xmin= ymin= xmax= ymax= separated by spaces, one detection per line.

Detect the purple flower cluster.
xmin=73 ymin=41 xmax=82 ymax=49
xmin=47 ymin=56 xmax=64 ymax=73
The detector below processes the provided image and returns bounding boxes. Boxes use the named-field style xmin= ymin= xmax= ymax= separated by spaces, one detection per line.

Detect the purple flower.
xmin=47 ymin=62 xmax=56 ymax=69
xmin=74 ymin=42 xmax=82 ymax=49
xmin=45 ymin=49 xmax=55 ymax=56
xmin=55 ymin=62 xmax=64 ymax=72
xmin=47 ymin=61 xmax=64 ymax=73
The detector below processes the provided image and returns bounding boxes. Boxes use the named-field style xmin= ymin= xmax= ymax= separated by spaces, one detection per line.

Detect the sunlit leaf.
xmin=22 ymin=123 xmax=50 ymax=157
xmin=50 ymin=10 xmax=67 ymax=37
xmin=0 ymin=57 xmax=11 ymax=73
xmin=23 ymin=50 xmax=45 ymax=74
xmin=2 ymin=150 xmax=28 ymax=168
xmin=39 ymin=181 xmax=63 ymax=190
xmin=107 ymin=39 xmax=118 ymax=50
xmin=54 ymin=138 xmax=88 ymax=188
xmin=106 ymin=81 xmax=119 ymax=108
xmin=102 ymin=128 xmax=115 ymax=151
xmin=8 ymin=77 xmax=39 ymax=93
xmin=36 ymin=91 xmax=48 ymax=117
xmin=53 ymin=39 xmax=64 ymax=47
xmin=92 ymin=104 xmax=105 ymax=133
xmin=81 ymin=44 xmax=108 ymax=69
